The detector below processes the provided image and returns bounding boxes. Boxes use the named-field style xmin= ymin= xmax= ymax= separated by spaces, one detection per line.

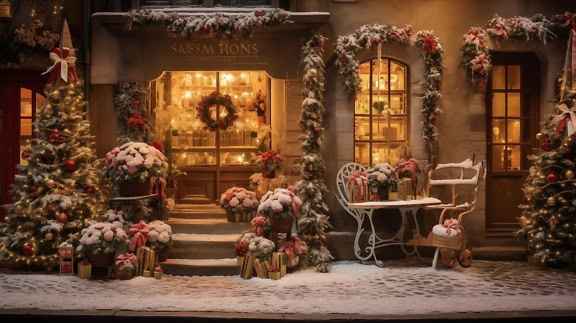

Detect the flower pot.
xmin=156 ymin=248 xmax=170 ymax=263
xmin=262 ymin=170 xmax=276 ymax=178
xmin=270 ymin=216 xmax=294 ymax=234
xmin=268 ymin=271 xmax=281 ymax=280
xmin=116 ymin=270 xmax=133 ymax=280
xmin=118 ymin=181 xmax=152 ymax=197
xmin=88 ymin=252 xmax=115 ymax=268
xmin=375 ymin=187 xmax=389 ymax=201
xmin=237 ymin=256 xmax=244 ymax=265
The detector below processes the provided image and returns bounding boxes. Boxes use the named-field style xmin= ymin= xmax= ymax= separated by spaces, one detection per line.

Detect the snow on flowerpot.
xmin=256 ymin=150 xmax=282 ymax=179
xmin=115 ymin=253 xmax=137 ymax=280
xmin=148 ymin=220 xmax=173 ymax=262
xmin=257 ymin=188 xmax=302 ymax=234
xmin=78 ymin=222 xmax=129 ymax=268
xmin=104 ymin=142 xmax=168 ymax=197
xmin=220 ymin=187 xmax=259 ymax=222
xmin=367 ymin=163 xmax=397 ymax=201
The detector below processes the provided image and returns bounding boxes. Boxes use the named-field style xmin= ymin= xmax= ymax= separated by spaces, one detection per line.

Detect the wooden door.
xmin=486 ymin=52 xmax=539 ymax=234
xmin=0 ymin=71 xmax=47 ymax=221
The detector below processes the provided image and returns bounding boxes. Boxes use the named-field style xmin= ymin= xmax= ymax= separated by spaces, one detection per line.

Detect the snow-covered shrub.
xmin=219 ymin=187 xmax=259 ymax=213
xmin=102 ymin=209 xmax=125 ymax=228
xmin=104 ymin=142 xmax=168 ymax=183
xmin=257 ymin=188 xmax=302 ymax=220
xmin=78 ymin=222 xmax=128 ymax=255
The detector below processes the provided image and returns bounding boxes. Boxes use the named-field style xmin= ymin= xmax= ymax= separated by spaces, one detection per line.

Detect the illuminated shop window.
xmin=490 ymin=65 xmax=529 ymax=171
xmin=354 ymin=57 xmax=409 ymax=166
xmin=19 ymin=88 xmax=45 ymax=166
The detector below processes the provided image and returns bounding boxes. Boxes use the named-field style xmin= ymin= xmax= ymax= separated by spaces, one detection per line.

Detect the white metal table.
xmin=348 ymin=197 xmax=441 ymax=267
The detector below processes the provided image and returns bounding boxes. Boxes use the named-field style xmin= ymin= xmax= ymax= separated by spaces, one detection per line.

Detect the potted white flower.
xmin=248 ymin=236 xmax=275 ymax=260
xmin=104 ymin=142 xmax=168 ymax=197
xmin=366 ymin=163 xmax=397 ymax=201
xmin=147 ymin=220 xmax=173 ymax=262
xmin=78 ymin=222 xmax=129 ymax=267
xmin=219 ymin=187 xmax=259 ymax=222
xmin=257 ymin=188 xmax=302 ymax=233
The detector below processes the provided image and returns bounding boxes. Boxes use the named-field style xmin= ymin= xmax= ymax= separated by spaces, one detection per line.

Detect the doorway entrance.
xmin=151 ymin=70 xmax=271 ymax=203
xmin=0 ymin=71 xmax=47 ymax=220
xmin=485 ymin=52 xmax=540 ymax=235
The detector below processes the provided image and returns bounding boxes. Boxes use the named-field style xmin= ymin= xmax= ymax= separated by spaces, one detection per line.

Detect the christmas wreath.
xmin=196 ymin=91 xmax=238 ymax=131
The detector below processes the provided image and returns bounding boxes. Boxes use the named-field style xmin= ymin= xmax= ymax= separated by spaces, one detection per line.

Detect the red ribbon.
xmin=442 ymin=218 xmax=460 ymax=236
xmin=114 ymin=252 xmax=137 ymax=270
xmin=42 ymin=47 xmax=78 ymax=84
xmin=129 ymin=221 xmax=149 ymax=251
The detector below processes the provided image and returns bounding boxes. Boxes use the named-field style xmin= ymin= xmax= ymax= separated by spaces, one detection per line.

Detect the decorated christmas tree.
xmin=0 ymin=23 xmax=103 ymax=268
xmin=295 ymin=32 xmax=333 ymax=272
xmin=519 ymin=30 xmax=576 ymax=266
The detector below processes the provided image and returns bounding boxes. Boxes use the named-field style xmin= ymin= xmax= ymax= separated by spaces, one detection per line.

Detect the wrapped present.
xmin=268 ymin=267 xmax=281 ymax=280
xmin=240 ymin=255 xmax=255 ymax=279
xmin=237 ymin=256 xmax=244 ymax=265
xmin=253 ymin=258 xmax=269 ymax=279
xmin=60 ymin=260 xmax=73 ymax=275
xmin=154 ymin=267 xmax=163 ymax=280
xmin=58 ymin=243 xmax=74 ymax=275
xmin=77 ymin=260 xmax=92 ymax=279
xmin=136 ymin=246 xmax=156 ymax=276
xmin=347 ymin=171 xmax=369 ymax=203
xmin=272 ymin=252 xmax=287 ymax=277
xmin=398 ymin=178 xmax=414 ymax=200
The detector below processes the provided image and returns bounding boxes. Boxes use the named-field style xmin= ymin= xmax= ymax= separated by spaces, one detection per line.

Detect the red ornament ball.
xmin=132 ymin=99 xmax=140 ymax=106
xmin=547 ymin=173 xmax=559 ymax=183
xmin=29 ymin=185 xmax=38 ymax=193
xmin=22 ymin=244 xmax=34 ymax=256
xmin=21 ymin=151 xmax=31 ymax=159
xmin=541 ymin=140 xmax=552 ymax=151
xmin=64 ymin=159 xmax=77 ymax=171
xmin=85 ymin=188 xmax=95 ymax=194
xmin=524 ymin=196 xmax=532 ymax=205
xmin=50 ymin=130 xmax=61 ymax=142
xmin=57 ymin=213 xmax=69 ymax=224
xmin=566 ymin=148 xmax=572 ymax=156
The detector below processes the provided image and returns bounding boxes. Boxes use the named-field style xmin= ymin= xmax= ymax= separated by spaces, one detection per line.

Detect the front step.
xmin=170 ymin=234 xmax=237 ymax=259
xmin=170 ymin=210 xmax=227 ymax=219
xmin=168 ymin=218 xmax=251 ymax=234
xmin=161 ymin=258 xmax=239 ymax=276
xmin=473 ymin=246 xmax=527 ymax=261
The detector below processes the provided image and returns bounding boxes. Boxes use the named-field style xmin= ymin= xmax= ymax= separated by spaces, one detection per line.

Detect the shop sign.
xmin=170 ymin=40 xmax=259 ymax=63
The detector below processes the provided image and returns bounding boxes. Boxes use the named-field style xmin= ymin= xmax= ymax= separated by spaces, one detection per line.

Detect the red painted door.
xmin=0 ymin=71 xmax=47 ymax=221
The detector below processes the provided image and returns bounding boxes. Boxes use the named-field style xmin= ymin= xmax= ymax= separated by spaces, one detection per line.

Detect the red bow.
xmin=129 ymin=221 xmax=149 ymax=251
xmin=442 ymin=218 xmax=460 ymax=236
xmin=42 ymin=47 xmax=78 ymax=84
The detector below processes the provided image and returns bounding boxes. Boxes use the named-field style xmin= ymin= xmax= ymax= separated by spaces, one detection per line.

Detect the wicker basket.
xmin=226 ymin=210 xmax=255 ymax=222
xmin=431 ymin=233 xmax=461 ymax=250
xmin=118 ymin=181 xmax=152 ymax=197
xmin=116 ymin=270 xmax=133 ymax=280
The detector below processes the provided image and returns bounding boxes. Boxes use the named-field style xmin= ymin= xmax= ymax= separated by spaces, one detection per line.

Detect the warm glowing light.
xmin=237 ymin=156 xmax=244 ymax=163
xmin=240 ymin=73 xmax=247 ymax=79
xmin=184 ymin=91 xmax=192 ymax=98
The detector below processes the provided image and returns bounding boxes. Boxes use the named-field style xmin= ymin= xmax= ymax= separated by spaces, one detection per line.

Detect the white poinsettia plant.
xmin=104 ymin=142 xmax=168 ymax=183
xmin=78 ymin=222 xmax=129 ymax=255
xmin=367 ymin=163 xmax=397 ymax=189
xmin=257 ymin=188 xmax=302 ymax=221
xmin=102 ymin=209 xmax=125 ymax=228
xmin=147 ymin=220 xmax=173 ymax=250
xmin=219 ymin=187 xmax=259 ymax=213
xmin=248 ymin=236 xmax=275 ymax=259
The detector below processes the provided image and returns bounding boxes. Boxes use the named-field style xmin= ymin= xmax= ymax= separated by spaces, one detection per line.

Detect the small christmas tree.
xmin=0 ymin=23 xmax=103 ymax=268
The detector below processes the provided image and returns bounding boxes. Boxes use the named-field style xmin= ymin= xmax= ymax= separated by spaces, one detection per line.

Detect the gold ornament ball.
xmin=45 ymin=232 xmax=54 ymax=240
xmin=566 ymin=170 xmax=575 ymax=179
xmin=45 ymin=179 xmax=56 ymax=188
xmin=14 ymin=205 xmax=23 ymax=214
xmin=536 ymin=133 xmax=543 ymax=141
xmin=50 ymin=90 xmax=61 ymax=100
xmin=547 ymin=197 xmax=556 ymax=206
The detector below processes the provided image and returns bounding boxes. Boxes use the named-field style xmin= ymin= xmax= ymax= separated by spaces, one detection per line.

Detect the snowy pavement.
xmin=1 ymin=260 xmax=576 ymax=315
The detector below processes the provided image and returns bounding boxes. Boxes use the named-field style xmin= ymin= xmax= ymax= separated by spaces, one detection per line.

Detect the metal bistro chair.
xmin=425 ymin=158 xmax=486 ymax=269
xmin=334 ymin=163 xmax=374 ymax=262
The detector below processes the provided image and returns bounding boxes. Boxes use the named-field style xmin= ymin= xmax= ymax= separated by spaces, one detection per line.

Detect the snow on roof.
xmin=92 ymin=10 xmax=330 ymax=18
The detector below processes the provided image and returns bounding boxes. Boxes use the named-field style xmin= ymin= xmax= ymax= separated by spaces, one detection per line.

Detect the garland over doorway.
xmin=461 ymin=12 xmax=575 ymax=87
xmin=335 ymin=24 xmax=444 ymax=149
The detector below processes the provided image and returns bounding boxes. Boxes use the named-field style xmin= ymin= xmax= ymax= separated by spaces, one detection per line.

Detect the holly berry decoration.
xmin=132 ymin=99 xmax=140 ymax=106
xmin=547 ymin=172 xmax=559 ymax=183
xmin=541 ymin=140 xmax=551 ymax=151
xmin=64 ymin=159 xmax=77 ymax=171
xmin=85 ymin=187 xmax=95 ymax=194
xmin=29 ymin=185 xmax=39 ymax=193
xmin=22 ymin=244 xmax=34 ymax=256
xmin=50 ymin=130 xmax=61 ymax=142
xmin=524 ymin=196 xmax=532 ymax=205
xmin=57 ymin=213 xmax=69 ymax=224
xmin=21 ymin=150 xmax=31 ymax=159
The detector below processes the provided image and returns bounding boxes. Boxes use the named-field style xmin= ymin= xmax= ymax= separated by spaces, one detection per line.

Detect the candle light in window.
xmin=237 ymin=155 xmax=244 ymax=164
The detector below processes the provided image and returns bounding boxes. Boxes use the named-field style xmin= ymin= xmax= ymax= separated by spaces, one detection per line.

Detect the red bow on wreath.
xmin=42 ymin=47 xmax=78 ymax=84
xmin=423 ymin=37 xmax=438 ymax=55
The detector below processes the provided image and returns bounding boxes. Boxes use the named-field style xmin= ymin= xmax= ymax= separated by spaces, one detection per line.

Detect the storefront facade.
xmin=89 ymin=0 xmax=574 ymax=260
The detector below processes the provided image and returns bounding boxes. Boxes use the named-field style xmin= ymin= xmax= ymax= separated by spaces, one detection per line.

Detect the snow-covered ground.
xmin=1 ymin=260 xmax=575 ymax=315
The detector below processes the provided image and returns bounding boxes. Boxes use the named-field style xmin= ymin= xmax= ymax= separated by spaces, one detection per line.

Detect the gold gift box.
xmin=77 ymin=263 xmax=92 ymax=279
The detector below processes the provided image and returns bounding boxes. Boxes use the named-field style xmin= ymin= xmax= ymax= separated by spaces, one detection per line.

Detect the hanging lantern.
xmin=0 ymin=0 xmax=11 ymax=21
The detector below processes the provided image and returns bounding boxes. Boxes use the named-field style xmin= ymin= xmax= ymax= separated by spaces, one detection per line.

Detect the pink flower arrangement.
xmin=278 ymin=236 xmax=308 ymax=261
xmin=251 ymin=215 xmax=270 ymax=237
xmin=219 ymin=187 xmax=259 ymax=213
xmin=104 ymin=142 xmax=168 ymax=183
xmin=257 ymin=188 xmax=302 ymax=220
xmin=396 ymin=158 xmax=419 ymax=181
xmin=256 ymin=150 xmax=282 ymax=173
xmin=235 ymin=242 xmax=248 ymax=257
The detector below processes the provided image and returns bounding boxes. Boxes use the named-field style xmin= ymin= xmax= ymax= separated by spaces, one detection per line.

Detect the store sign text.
xmin=170 ymin=41 xmax=258 ymax=57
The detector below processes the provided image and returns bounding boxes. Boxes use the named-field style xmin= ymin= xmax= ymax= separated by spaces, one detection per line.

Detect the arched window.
xmin=354 ymin=57 xmax=409 ymax=166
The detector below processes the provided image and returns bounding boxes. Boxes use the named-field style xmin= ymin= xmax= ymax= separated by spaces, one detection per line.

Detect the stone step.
xmin=167 ymin=218 xmax=251 ymax=234
xmin=170 ymin=210 xmax=227 ymax=219
xmin=473 ymin=246 xmax=527 ymax=261
xmin=169 ymin=234 xmax=237 ymax=259
xmin=161 ymin=258 xmax=239 ymax=276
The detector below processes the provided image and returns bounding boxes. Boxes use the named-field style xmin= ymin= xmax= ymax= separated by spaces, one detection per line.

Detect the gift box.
xmin=253 ymin=258 xmax=271 ymax=279
xmin=347 ymin=171 xmax=369 ymax=203
xmin=154 ymin=267 xmax=163 ymax=280
xmin=268 ymin=267 xmax=281 ymax=280
xmin=77 ymin=261 xmax=92 ymax=279
xmin=272 ymin=252 xmax=287 ymax=277
xmin=240 ymin=255 xmax=255 ymax=279
xmin=398 ymin=178 xmax=414 ymax=200
xmin=136 ymin=246 xmax=156 ymax=277
xmin=60 ymin=260 xmax=73 ymax=275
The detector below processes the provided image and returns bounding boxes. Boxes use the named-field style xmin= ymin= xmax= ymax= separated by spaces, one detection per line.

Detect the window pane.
xmin=492 ymin=145 xmax=505 ymax=171
xmin=176 ymin=152 xmax=216 ymax=167
xmin=356 ymin=61 xmax=371 ymax=114
xmin=371 ymin=96 xmax=389 ymax=115
xmin=507 ymin=66 xmax=521 ymax=89
xmin=507 ymin=119 xmax=521 ymax=143
xmin=508 ymin=145 xmax=521 ymax=170
xmin=507 ymin=92 xmax=520 ymax=117
xmin=372 ymin=115 xmax=405 ymax=141
xmin=492 ymin=93 xmax=505 ymax=117
xmin=221 ymin=152 xmax=256 ymax=166
xmin=372 ymin=142 xmax=405 ymax=165
xmin=371 ymin=59 xmax=388 ymax=93
xmin=390 ymin=94 xmax=406 ymax=114
xmin=35 ymin=92 xmax=46 ymax=110
xmin=390 ymin=61 xmax=406 ymax=91
xmin=492 ymin=65 xmax=506 ymax=89
xmin=20 ymin=88 xmax=32 ymax=116
xmin=354 ymin=142 xmax=370 ymax=165
xmin=355 ymin=116 xmax=370 ymax=141
xmin=492 ymin=119 xmax=506 ymax=143
xmin=20 ymin=118 xmax=32 ymax=136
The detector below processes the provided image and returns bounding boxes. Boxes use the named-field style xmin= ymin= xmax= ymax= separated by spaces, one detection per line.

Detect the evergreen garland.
xmin=113 ymin=81 xmax=152 ymax=145
xmin=295 ymin=32 xmax=333 ymax=273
